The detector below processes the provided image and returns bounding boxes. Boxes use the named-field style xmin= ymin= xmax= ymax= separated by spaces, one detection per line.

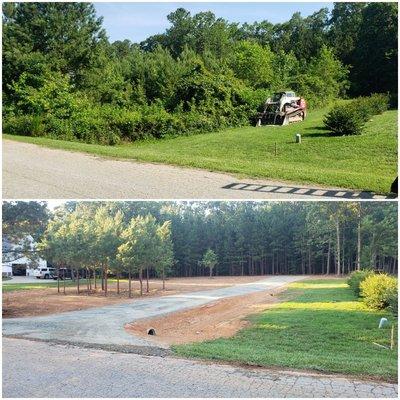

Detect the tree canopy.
xmin=3 ymin=2 xmax=396 ymax=144
xmin=5 ymin=201 xmax=396 ymax=288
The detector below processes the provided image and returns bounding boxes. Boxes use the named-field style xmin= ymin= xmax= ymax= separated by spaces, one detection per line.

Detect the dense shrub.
xmin=347 ymin=270 xmax=373 ymax=296
xmin=3 ymin=114 xmax=46 ymax=137
xmin=360 ymin=273 xmax=398 ymax=310
xmin=324 ymin=93 xmax=389 ymax=136
xmin=352 ymin=93 xmax=390 ymax=122
xmin=386 ymin=286 xmax=398 ymax=316
xmin=323 ymin=104 xmax=365 ymax=136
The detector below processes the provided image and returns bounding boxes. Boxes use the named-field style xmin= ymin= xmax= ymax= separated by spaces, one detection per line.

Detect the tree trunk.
xmin=139 ymin=268 xmax=143 ymax=296
xmin=117 ymin=273 xmax=120 ymax=294
xmin=57 ymin=266 xmax=60 ymax=293
xmin=327 ymin=242 xmax=331 ymax=275
xmin=146 ymin=266 xmax=149 ymax=293
xmin=336 ymin=218 xmax=341 ymax=275
xmin=63 ymin=268 xmax=66 ymax=294
xmin=77 ymin=268 xmax=80 ymax=294
xmin=86 ymin=268 xmax=89 ymax=294
xmin=342 ymin=228 xmax=345 ymax=273
xmin=162 ymin=266 xmax=165 ymax=290
xmin=128 ymin=270 xmax=132 ymax=298
xmin=101 ymin=268 xmax=104 ymax=291
xmin=104 ymin=267 xmax=108 ymax=297
xmin=209 ymin=266 xmax=212 ymax=278
xmin=94 ymin=269 xmax=97 ymax=289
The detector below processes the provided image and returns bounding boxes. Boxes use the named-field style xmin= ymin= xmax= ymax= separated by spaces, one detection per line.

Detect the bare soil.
xmin=2 ymin=276 xmax=265 ymax=318
xmin=125 ymin=284 xmax=288 ymax=345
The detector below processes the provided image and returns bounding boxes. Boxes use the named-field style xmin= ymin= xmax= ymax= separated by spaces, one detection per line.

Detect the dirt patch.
xmin=2 ymin=276 xmax=265 ymax=318
xmin=125 ymin=285 xmax=288 ymax=345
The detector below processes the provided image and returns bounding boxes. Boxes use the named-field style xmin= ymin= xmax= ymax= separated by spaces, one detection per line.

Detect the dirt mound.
xmin=125 ymin=286 xmax=287 ymax=345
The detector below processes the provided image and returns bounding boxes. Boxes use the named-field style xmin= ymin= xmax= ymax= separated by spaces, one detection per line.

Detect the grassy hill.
xmin=4 ymin=107 xmax=397 ymax=193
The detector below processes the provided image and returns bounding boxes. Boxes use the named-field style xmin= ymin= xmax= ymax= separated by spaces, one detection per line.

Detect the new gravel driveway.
xmin=3 ymin=140 xmax=386 ymax=199
xmin=3 ymin=276 xmax=302 ymax=348
xmin=3 ymin=338 xmax=397 ymax=398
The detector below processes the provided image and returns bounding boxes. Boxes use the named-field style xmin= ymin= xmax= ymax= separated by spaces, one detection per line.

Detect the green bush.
xmin=347 ymin=270 xmax=373 ymax=296
xmin=3 ymin=114 xmax=46 ymax=137
xmin=324 ymin=93 xmax=390 ymax=136
xmin=386 ymin=286 xmax=398 ymax=316
xmin=323 ymin=104 xmax=365 ymax=136
xmin=360 ymin=273 xmax=398 ymax=310
xmin=352 ymin=93 xmax=390 ymax=122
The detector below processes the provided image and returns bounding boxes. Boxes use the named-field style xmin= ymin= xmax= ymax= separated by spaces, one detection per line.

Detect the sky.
xmin=94 ymin=2 xmax=333 ymax=43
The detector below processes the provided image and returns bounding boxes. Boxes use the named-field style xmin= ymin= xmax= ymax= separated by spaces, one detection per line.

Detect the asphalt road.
xmin=3 ymin=140 xmax=386 ymax=199
xmin=3 ymin=276 xmax=303 ymax=348
xmin=3 ymin=338 xmax=397 ymax=398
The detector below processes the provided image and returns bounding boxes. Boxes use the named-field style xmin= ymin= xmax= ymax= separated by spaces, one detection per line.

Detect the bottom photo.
xmin=2 ymin=200 xmax=398 ymax=398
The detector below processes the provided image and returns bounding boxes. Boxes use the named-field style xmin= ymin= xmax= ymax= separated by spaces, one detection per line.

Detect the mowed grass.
xmin=2 ymin=278 xmax=127 ymax=292
xmin=173 ymin=279 xmax=398 ymax=381
xmin=2 ymin=280 xmax=77 ymax=292
xmin=4 ymin=108 xmax=397 ymax=193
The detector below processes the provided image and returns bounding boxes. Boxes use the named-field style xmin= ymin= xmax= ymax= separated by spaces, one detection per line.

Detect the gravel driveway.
xmin=3 ymin=140 xmax=386 ymax=199
xmin=3 ymin=276 xmax=303 ymax=348
xmin=3 ymin=338 xmax=397 ymax=398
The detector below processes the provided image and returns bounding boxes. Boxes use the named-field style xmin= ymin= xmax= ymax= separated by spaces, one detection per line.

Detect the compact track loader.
xmin=256 ymin=91 xmax=307 ymax=126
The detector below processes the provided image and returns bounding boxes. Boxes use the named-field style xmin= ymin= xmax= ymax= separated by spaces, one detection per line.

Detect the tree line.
xmin=3 ymin=2 xmax=397 ymax=144
xmin=3 ymin=201 xmax=397 ymax=296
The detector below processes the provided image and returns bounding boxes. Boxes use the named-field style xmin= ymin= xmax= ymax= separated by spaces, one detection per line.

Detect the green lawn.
xmin=2 ymin=278 xmax=128 ymax=292
xmin=4 ymin=107 xmax=397 ymax=193
xmin=2 ymin=281 xmax=77 ymax=292
xmin=173 ymin=279 xmax=398 ymax=381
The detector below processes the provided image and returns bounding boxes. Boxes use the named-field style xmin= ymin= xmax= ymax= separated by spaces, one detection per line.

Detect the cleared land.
xmin=2 ymin=275 xmax=267 ymax=318
xmin=3 ymin=108 xmax=397 ymax=193
xmin=126 ymin=283 xmax=287 ymax=344
xmin=2 ymin=276 xmax=302 ymax=349
xmin=174 ymin=279 xmax=398 ymax=381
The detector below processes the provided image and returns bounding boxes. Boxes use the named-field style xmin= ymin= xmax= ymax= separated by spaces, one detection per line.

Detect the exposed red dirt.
xmin=3 ymin=276 xmax=265 ymax=318
xmin=125 ymin=284 xmax=288 ymax=345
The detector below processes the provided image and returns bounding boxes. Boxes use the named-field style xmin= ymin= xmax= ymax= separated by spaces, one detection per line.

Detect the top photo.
xmin=2 ymin=1 xmax=398 ymax=200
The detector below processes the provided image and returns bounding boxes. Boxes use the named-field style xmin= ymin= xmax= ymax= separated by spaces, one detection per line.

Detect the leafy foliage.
xmin=323 ymin=104 xmax=365 ymax=136
xmin=360 ymin=274 xmax=398 ymax=310
xmin=347 ymin=270 xmax=373 ymax=296
xmin=324 ymin=94 xmax=390 ymax=136
xmin=2 ymin=2 xmax=397 ymax=144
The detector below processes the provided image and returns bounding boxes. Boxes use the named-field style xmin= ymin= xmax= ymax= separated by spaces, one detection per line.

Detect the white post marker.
xmin=295 ymin=133 xmax=301 ymax=143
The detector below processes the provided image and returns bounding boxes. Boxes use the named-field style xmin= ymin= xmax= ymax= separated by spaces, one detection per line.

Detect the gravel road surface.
xmin=3 ymin=276 xmax=55 ymax=284
xmin=3 ymin=276 xmax=303 ymax=348
xmin=3 ymin=140 xmax=386 ymax=199
xmin=3 ymin=338 xmax=397 ymax=398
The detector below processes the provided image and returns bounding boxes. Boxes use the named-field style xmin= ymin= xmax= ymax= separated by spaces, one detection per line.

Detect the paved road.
xmin=3 ymin=140 xmax=387 ymax=199
xmin=3 ymin=338 xmax=397 ymax=398
xmin=3 ymin=276 xmax=303 ymax=348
